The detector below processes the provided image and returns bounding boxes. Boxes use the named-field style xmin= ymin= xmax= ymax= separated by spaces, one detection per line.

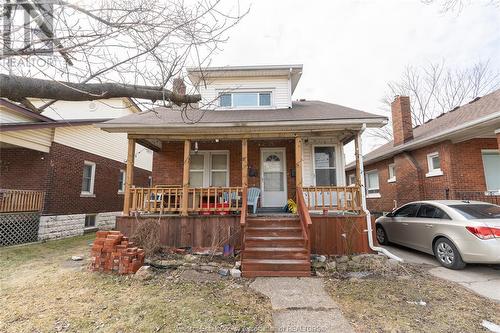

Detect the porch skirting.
xmin=116 ymin=214 xmax=374 ymax=255
xmin=116 ymin=215 xmax=241 ymax=250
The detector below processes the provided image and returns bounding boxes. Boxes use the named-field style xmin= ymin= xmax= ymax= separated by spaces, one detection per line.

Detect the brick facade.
xmin=349 ymin=138 xmax=499 ymax=213
xmin=0 ymin=142 xmax=151 ymax=215
xmin=153 ymin=139 xmax=297 ymax=206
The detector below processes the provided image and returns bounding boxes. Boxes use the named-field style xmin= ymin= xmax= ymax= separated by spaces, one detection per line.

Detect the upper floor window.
xmin=426 ymin=152 xmax=443 ymax=177
xmin=219 ymin=92 xmax=272 ymax=108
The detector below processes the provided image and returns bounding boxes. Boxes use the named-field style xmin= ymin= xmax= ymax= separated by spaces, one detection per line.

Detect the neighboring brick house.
xmin=346 ymin=90 xmax=500 ymax=215
xmin=0 ymin=98 xmax=152 ymax=242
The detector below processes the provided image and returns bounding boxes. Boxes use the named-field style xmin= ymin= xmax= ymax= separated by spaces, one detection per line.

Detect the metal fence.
xmin=445 ymin=190 xmax=500 ymax=205
xmin=0 ymin=212 xmax=40 ymax=246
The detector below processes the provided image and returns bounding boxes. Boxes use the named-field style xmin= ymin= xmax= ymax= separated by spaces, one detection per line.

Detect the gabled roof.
xmin=347 ymin=88 xmax=500 ymax=169
xmin=98 ymin=100 xmax=388 ymax=132
xmin=186 ymin=64 xmax=303 ymax=94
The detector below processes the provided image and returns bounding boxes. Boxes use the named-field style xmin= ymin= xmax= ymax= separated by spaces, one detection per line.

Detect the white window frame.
xmin=189 ymin=150 xmax=230 ymax=187
xmin=348 ymin=174 xmax=356 ymax=186
xmin=426 ymin=152 xmax=443 ymax=177
xmin=81 ymin=161 xmax=96 ymax=197
xmin=481 ymin=149 xmax=500 ymax=193
xmin=365 ymin=170 xmax=381 ymax=198
xmin=388 ymin=163 xmax=396 ymax=183
xmin=118 ymin=169 xmax=126 ymax=194
xmin=217 ymin=90 xmax=274 ymax=109
xmin=312 ymin=145 xmax=338 ymax=186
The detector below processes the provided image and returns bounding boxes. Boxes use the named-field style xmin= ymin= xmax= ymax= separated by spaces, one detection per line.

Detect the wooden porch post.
xmin=181 ymin=140 xmax=191 ymax=216
xmin=242 ymin=139 xmax=248 ymax=189
xmin=354 ymin=133 xmax=362 ymax=186
xmin=123 ymin=138 xmax=135 ymax=216
xmin=295 ymin=137 xmax=303 ymax=189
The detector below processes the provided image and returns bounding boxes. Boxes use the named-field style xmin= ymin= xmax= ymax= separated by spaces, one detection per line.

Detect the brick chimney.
xmin=391 ymin=95 xmax=413 ymax=145
xmin=172 ymin=77 xmax=186 ymax=95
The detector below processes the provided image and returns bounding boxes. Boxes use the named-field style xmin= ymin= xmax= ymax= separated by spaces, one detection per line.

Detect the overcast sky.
xmin=208 ymin=0 xmax=500 ymax=159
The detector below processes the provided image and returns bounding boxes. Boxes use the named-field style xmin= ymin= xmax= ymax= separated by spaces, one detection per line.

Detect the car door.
xmin=387 ymin=203 xmax=420 ymax=246
xmin=406 ymin=204 xmax=451 ymax=253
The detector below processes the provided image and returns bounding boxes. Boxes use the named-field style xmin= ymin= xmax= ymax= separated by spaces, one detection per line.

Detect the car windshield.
xmin=449 ymin=204 xmax=500 ymax=219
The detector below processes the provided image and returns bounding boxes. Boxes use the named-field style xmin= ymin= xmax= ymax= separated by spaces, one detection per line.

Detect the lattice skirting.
xmin=0 ymin=212 xmax=40 ymax=246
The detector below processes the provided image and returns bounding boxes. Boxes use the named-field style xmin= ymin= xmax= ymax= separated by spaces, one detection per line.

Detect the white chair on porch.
xmin=247 ymin=187 xmax=260 ymax=214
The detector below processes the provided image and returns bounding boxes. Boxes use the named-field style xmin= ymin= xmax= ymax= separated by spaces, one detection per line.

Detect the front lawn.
xmin=323 ymin=258 xmax=500 ymax=332
xmin=0 ymin=234 xmax=273 ymax=333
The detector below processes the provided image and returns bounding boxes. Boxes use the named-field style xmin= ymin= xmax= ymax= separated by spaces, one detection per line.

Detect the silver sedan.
xmin=375 ymin=200 xmax=500 ymax=269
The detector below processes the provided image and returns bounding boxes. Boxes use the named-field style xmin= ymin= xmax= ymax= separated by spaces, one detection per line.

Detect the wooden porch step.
xmin=245 ymin=226 xmax=302 ymax=237
xmin=242 ymin=270 xmax=311 ymax=277
xmin=243 ymin=246 xmax=309 ymax=259
xmin=244 ymin=236 xmax=305 ymax=247
xmin=246 ymin=218 xmax=300 ymax=227
xmin=242 ymin=259 xmax=310 ymax=272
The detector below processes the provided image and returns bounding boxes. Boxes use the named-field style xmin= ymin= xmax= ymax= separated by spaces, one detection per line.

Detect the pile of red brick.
xmin=90 ymin=231 xmax=145 ymax=274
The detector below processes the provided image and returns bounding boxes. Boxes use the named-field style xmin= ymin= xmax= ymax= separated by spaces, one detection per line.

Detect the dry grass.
xmin=325 ymin=262 xmax=500 ymax=333
xmin=0 ymin=234 xmax=273 ymax=333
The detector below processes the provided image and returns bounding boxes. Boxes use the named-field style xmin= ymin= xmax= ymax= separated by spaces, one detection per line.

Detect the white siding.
xmin=197 ymin=76 xmax=292 ymax=109
xmin=36 ymin=98 xmax=136 ymax=120
xmin=302 ymin=137 xmax=346 ymax=187
xmin=0 ymin=128 xmax=53 ymax=152
xmin=0 ymin=107 xmax=35 ymax=123
xmin=53 ymin=125 xmax=153 ymax=171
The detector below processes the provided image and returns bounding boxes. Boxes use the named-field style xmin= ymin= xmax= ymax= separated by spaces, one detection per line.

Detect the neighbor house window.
xmin=314 ymin=146 xmax=336 ymax=186
xmin=218 ymin=92 xmax=272 ymax=108
xmin=84 ymin=214 xmax=96 ymax=228
xmin=481 ymin=150 xmax=500 ymax=192
xmin=426 ymin=152 xmax=443 ymax=177
xmin=118 ymin=170 xmax=126 ymax=193
xmin=365 ymin=170 xmax=380 ymax=198
xmin=81 ymin=161 xmax=96 ymax=195
xmin=388 ymin=163 xmax=396 ymax=183
xmin=189 ymin=151 xmax=229 ymax=187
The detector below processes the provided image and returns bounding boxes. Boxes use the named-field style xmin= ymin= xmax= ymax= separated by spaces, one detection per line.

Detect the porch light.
xmin=194 ymin=141 xmax=199 ymax=153
xmin=215 ymin=139 xmax=219 ymax=143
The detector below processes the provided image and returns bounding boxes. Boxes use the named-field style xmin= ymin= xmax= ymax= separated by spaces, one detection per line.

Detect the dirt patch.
xmin=323 ymin=256 xmax=500 ymax=332
xmin=0 ymin=234 xmax=272 ymax=333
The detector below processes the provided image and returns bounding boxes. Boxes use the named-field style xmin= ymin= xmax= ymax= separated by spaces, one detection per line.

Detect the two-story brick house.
xmin=347 ymin=90 xmax=500 ymax=215
xmin=99 ymin=64 xmax=389 ymax=276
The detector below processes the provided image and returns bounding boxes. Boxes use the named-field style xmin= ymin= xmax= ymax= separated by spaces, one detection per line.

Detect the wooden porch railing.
xmin=128 ymin=186 xmax=244 ymax=215
xmin=302 ymin=186 xmax=362 ymax=212
xmin=296 ymin=187 xmax=312 ymax=254
xmin=0 ymin=189 xmax=44 ymax=213
xmin=240 ymin=187 xmax=248 ymax=251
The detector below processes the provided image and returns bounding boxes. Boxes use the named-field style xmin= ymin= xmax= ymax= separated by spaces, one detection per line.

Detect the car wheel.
xmin=433 ymin=238 xmax=466 ymax=270
xmin=376 ymin=225 xmax=389 ymax=245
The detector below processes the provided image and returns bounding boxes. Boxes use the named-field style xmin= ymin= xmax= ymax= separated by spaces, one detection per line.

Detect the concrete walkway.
xmin=250 ymin=277 xmax=354 ymax=333
xmin=383 ymin=244 xmax=500 ymax=302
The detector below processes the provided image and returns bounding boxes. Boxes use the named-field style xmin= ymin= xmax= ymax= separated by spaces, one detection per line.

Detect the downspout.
xmin=357 ymin=124 xmax=403 ymax=261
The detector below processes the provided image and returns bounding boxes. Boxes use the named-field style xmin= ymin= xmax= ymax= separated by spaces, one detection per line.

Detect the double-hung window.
xmin=81 ymin=161 xmax=96 ymax=196
xmin=118 ymin=170 xmax=126 ymax=193
xmin=365 ymin=170 xmax=380 ymax=198
xmin=189 ymin=152 xmax=229 ymax=187
xmin=314 ymin=146 xmax=336 ymax=186
xmin=388 ymin=163 xmax=396 ymax=183
xmin=481 ymin=150 xmax=500 ymax=193
xmin=219 ymin=92 xmax=272 ymax=108
xmin=426 ymin=152 xmax=443 ymax=177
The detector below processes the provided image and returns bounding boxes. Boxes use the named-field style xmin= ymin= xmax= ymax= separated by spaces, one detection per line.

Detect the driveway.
xmin=383 ymin=244 xmax=500 ymax=303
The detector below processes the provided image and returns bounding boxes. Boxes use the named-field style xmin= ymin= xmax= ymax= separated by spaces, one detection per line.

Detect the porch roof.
xmin=98 ymin=100 xmax=387 ymax=133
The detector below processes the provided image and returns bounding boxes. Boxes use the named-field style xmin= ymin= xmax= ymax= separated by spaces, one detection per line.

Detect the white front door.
xmin=261 ymin=148 xmax=287 ymax=207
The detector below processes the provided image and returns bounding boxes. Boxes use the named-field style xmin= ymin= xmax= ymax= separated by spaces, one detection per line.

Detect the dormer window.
xmin=218 ymin=92 xmax=272 ymax=108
